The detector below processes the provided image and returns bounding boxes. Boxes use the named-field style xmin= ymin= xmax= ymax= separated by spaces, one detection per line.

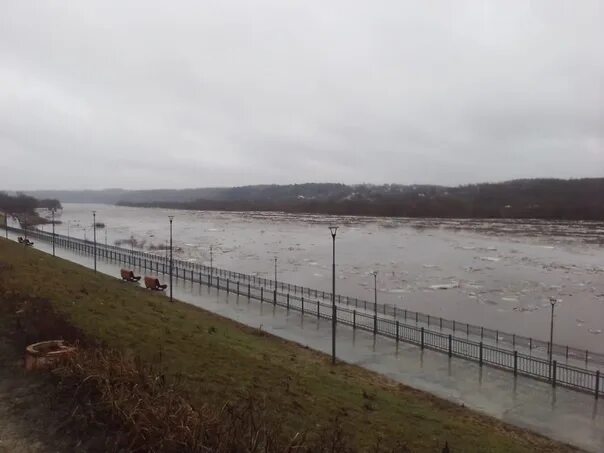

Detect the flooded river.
xmin=43 ymin=203 xmax=604 ymax=353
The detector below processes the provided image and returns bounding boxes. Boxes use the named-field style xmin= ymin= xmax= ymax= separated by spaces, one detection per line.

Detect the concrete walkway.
xmin=13 ymin=234 xmax=604 ymax=453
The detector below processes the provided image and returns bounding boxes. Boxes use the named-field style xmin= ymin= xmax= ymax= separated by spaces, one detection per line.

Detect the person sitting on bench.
xmin=144 ymin=276 xmax=168 ymax=291
xmin=120 ymin=269 xmax=141 ymax=282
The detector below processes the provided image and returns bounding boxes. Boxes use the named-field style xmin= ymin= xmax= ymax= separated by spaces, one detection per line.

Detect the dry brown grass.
xmin=52 ymin=348 xmax=407 ymax=452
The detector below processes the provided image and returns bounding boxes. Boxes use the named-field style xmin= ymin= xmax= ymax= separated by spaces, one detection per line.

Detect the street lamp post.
xmin=329 ymin=226 xmax=338 ymax=365
xmin=274 ymin=256 xmax=278 ymax=288
xmin=51 ymin=208 xmax=56 ymax=256
xmin=92 ymin=211 xmax=97 ymax=272
xmin=549 ymin=297 xmax=557 ymax=376
xmin=169 ymin=216 xmax=174 ymax=303
xmin=372 ymin=271 xmax=378 ymax=334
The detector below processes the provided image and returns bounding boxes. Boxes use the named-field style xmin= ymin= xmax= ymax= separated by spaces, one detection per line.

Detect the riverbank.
xmin=0 ymin=238 xmax=578 ymax=452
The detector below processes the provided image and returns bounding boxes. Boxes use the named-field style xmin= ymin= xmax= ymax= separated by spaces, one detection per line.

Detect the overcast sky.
xmin=1 ymin=1 xmax=602 ymax=190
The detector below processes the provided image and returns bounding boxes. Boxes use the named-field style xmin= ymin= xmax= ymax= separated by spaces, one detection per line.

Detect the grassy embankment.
xmin=0 ymin=238 xmax=577 ymax=452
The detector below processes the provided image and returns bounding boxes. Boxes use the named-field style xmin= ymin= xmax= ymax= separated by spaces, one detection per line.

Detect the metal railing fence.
xmin=5 ymin=225 xmax=603 ymax=398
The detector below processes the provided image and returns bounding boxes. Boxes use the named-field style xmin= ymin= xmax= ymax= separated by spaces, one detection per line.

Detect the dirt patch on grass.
xmin=0 ymin=293 xmax=87 ymax=351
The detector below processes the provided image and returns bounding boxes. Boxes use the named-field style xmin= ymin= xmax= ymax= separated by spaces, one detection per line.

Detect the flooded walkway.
xmin=13 ymin=231 xmax=604 ymax=453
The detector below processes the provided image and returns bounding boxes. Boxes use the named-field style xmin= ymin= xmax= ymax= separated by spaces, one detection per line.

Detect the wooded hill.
xmin=115 ymin=178 xmax=604 ymax=220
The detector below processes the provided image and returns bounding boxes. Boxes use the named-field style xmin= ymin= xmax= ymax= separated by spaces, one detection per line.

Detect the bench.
xmin=120 ymin=269 xmax=141 ymax=282
xmin=144 ymin=276 xmax=167 ymax=291
xmin=18 ymin=237 xmax=34 ymax=246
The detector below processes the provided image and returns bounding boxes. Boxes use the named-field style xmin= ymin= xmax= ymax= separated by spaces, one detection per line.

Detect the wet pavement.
xmin=11 ymin=232 xmax=604 ymax=453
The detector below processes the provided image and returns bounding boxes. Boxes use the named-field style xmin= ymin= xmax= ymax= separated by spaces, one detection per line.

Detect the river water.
xmin=41 ymin=203 xmax=604 ymax=353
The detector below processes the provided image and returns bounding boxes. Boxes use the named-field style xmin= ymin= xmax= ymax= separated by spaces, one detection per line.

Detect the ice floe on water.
xmin=429 ymin=282 xmax=460 ymax=290
xmin=588 ymin=329 xmax=602 ymax=335
xmin=480 ymin=256 xmax=501 ymax=262
xmin=501 ymin=297 xmax=518 ymax=302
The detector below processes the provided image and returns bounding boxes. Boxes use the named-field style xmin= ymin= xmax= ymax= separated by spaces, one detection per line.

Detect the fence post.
xmin=374 ymin=312 xmax=377 ymax=335
xmin=513 ymin=351 xmax=518 ymax=376
xmin=353 ymin=310 xmax=356 ymax=329
xmin=596 ymin=370 xmax=600 ymax=399
xmin=421 ymin=327 xmax=424 ymax=349
xmin=237 ymin=281 xmax=240 ymax=294
xmin=396 ymin=320 xmax=399 ymax=343
xmin=448 ymin=334 xmax=452 ymax=357
xmin=261 ymin=287 xmax=263 ymax=303
xmin=317 ymin=301 xmax=320 ymax=319
xmin=552 ymin=360 xmax=557 ymax=387
xmin=287 ymin=293 xmax=290 ymax=311
xmin=248 ymin=283 xmax=251 ymax=301
xmin=227 ymin=279 xmax=229 ymax=293
xmin=479 ymin=342 xmax=483 ymax=366
xmin=217 ymin=277 xmax=220 ymax=291
xmin=302 ymin=296 xmax=305 ymax=315
xmin=274 ymin=289 xmax=277 ymax=306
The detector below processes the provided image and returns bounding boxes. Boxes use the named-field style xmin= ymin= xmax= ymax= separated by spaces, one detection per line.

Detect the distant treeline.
xmin=117 ymin=178 xmax=604 ymax=221
xmin=0 ymin=192 xmax=62 ymax=225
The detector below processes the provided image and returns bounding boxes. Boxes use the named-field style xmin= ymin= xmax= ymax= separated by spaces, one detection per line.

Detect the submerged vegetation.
xmin=0 ymin=238 xmax=577 ymax=452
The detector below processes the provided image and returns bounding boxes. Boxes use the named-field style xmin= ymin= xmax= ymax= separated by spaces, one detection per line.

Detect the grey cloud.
xmin=1 ymin=0 xmax=602 ymax=190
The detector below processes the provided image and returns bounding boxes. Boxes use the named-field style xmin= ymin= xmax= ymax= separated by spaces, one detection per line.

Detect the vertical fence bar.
xmin=596 ymin=370 xmax=600 ymax=399
xmin=421 ymin=327 xmax=424 ymax=349
xmin=513 ymin=351 xmax=518 ymax=376
xmin=479 ymin=342 xmax=483 ymax=366
xmin=396 ymin=321 xmax=399 ymax=343
xmin=448 ymin=335 xmax=452 ymax=357
xmin=353 ymin=310 xmax=356 ymax=329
